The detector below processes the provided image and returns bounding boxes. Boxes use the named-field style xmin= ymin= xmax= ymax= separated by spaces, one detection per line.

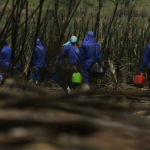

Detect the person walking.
xmin=30 ymin=38 xmax=48 ymax=83
xmin=79 ymin=31 xmax=102 ymax=89
xmin=140 ymin=43 xmax=150 ymax=86
xmin=55 ymin=36 xmax=79 ymax=94
xmin=0 ymin=38 xmax=13 ymax=73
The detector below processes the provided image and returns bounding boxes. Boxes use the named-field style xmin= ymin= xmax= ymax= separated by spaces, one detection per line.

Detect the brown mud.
xmin=0 ymin=79 xmax=149 ymax=150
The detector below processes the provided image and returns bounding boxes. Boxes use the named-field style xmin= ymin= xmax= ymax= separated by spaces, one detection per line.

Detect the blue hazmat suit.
xmin=55 ymin=36 xmax=79 ymax=94
xmin=55 ymin=36 xmax=79 ymax=65
xmin=31 ymin=38 xmax=47 ymax=82
xmin=55 ymin=44 xmax=79 ymax=65
xmin=140 ymin=43 xmax=150 ymax=85
xmin=79 ymin=31 xmax=102 ymax=85
xmin=0 ymin=45 xmax=12 ymax=73
xmin=140 ymin=43 xmax=150 ymax=71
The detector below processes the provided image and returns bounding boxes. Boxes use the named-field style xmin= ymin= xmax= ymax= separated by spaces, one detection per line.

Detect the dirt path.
xmin=0 ymin=80 xmax=150 ymax=150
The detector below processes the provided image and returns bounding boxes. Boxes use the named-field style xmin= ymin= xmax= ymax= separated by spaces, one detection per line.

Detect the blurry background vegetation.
xmin=1 ymin=0 xmax=150 ymax=17
xmin=26 ymin=0 xmax=150 ymax=17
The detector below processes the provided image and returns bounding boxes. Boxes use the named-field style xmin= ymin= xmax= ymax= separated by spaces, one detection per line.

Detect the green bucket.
xmin=72 ymin=72 xmax=82 ymax=84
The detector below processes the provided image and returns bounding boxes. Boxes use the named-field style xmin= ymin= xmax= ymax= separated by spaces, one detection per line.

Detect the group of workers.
xmin=54 ymin=31 xmax=102 ymax=94
xmin=0 ymin=38 xmax=47 ymax=83
xmin=0 ymin=31 xmax=102 ymax=94
xmin=0 ymin=30 xmax=150 ymax=94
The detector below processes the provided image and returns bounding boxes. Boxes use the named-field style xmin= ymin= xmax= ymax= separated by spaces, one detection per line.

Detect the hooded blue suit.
xmin=0 ymin=45 xmax=12 ymax=73
xmin=79 ymin=31 xmax=102 ymax=85
xmin=140 ymin=43 xmax=150 ymax=71
xmin=140 ymin=43 xmax=150 ymax=85
xmin=55 ymin=36 xmax=79 ymax=94
xmin=31 ymin=38 xmax=47 ymax=82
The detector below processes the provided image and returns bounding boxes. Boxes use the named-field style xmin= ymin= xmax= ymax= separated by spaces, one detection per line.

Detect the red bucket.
xmin=134 ymin=73 xmax=146 ymax=88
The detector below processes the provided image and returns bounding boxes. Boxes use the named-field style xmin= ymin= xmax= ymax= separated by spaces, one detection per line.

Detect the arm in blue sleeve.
xmin=79 ymin=44 xmax=85 ymax=63
xmin=140 ymin=45 xmax=150 ymax=71
xmin=97 ymin=44 xmax=102 ymax=64
xmin=58 ymin=46 xmax=67 ymax=60
xmin=55 ymin=46 xmax=67 ymax=65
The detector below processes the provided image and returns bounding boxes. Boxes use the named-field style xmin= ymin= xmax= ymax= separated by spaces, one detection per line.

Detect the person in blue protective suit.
xmin=30 ymin=38 xmax=48 ymax=83
xmin=0 ymin=39 xmax=21 ymax=75
xmin=140 ymin=43 xmax=150 ymax=85
xmin=79 ymin=31 xmax=102 ymax=87
xmin=0 ymin=39 xmax=12 ymax=73
xmin=55 ymin=36 xmax=79 ymax=94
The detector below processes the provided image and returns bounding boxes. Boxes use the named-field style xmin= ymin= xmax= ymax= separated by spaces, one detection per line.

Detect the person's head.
xmin=1 ymin=38 xmax=7 ymax=47
xmin=34 ymin=38 xmax=41 ymax=45
xmin=63 ymin=36 xmax=78 ymax=46
xmin=70 ymin=36 xmax=77 ymax=45
xmin=83 ymin=31 xmax=95 ymax=43
xmin=87 ymin=31 xmax=94 ymax=38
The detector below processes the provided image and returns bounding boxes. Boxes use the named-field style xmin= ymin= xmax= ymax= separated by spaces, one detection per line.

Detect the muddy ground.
xmin=0 ymin=80 xmax=150 ymax=150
